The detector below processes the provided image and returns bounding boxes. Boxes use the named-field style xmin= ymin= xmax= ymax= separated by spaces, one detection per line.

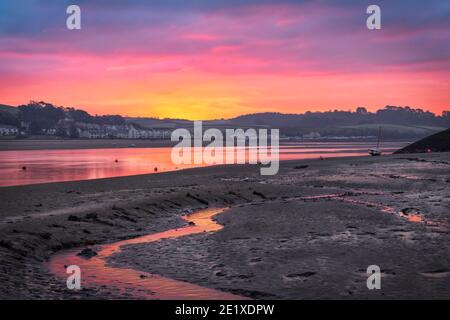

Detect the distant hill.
xmin=339 ymin=124 xmax=446 ymax=139
xmin=394 ymin=128 xmax=450 ymax=154
xmin=226 ymin=108 xmax=450 ymax=139
xmin=127 ymin=107 xmax=450 ymax=139
xmin=126 ymin=117 xmax=191 ymax=129
xmin=0 ymin=104 xmax=18 ymax=115
xmin=125 ymin=117 xmax=270 ymax=130
xmin=3 ymin=102 xmax=450 ymax=139
xmin=0 ymin=104 xmax=20 ymax=127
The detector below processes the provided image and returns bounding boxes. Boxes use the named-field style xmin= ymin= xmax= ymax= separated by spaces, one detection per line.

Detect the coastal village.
xmin=0 ymin=119 xmax=172 ymax=139
xmin=67 ymin=121 xmax=171 ymax=140
xmin=0 ymin=124 xmax=19 ymax=137
xmin=0 ymin=102 xmax=172 ymax=140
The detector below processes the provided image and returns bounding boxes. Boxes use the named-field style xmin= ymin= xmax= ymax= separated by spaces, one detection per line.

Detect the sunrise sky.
xmin=0 ymin=0 xmax=449 ymax=119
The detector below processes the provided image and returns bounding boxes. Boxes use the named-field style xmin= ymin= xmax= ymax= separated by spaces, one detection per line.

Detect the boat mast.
xmin=376 ymin=126 xmax=382 ymax=149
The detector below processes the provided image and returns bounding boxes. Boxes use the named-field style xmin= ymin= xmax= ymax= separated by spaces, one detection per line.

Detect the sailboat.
xmin=368 ymin=126 xmax=382 ymax=156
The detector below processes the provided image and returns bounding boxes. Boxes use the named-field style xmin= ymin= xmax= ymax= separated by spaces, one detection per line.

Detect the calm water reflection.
xmin=0 ymin=141 xmax=407 ymax=187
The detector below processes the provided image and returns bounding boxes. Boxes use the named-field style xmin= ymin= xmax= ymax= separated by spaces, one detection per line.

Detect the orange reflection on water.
xmin=47 ymin=207 xmax=246 ymax=300
xmin=0 ymin=142 xmax=408 ymax=187
xmin=0 ymin=147 xmax=197 ymax=187
xmin=403 ymin=213 xmax=424 ymax=223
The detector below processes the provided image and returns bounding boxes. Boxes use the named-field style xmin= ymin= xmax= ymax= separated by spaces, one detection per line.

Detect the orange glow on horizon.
xmin=1 ymin=67 xmax=449 ymax=119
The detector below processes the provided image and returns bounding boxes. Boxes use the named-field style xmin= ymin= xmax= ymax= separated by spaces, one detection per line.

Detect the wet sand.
xmin=0 ymin=153 xmax=449 ymax=299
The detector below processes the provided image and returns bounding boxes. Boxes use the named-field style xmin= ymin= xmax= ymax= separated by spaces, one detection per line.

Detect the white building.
xmin=0 ymin=124 xmax=19 ymax=136
xmin=75 ymin=122 xmax=171 ymax=140
xmin=303 ymin=131 xmax=321 ymax=140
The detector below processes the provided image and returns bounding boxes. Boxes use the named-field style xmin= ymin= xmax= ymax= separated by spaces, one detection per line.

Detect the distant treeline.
xmin=232 ymin=106 xmax=450 ymax=127
xmin=230 ymin=106 xmax=450 ymax=138
xmin=0 ymin=101 xmax=126 ymax=135
xmin=0 ymin=109 xmax=19 ymax=127
xmin=1 ymin=102 xmax=449 ymax=139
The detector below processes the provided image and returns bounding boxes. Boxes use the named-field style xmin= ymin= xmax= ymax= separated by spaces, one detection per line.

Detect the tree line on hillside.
xmin=1 ymin=102 xmax=449 ymax=139
xmin=0 ymin=101 xmax=126 ymax=135
xmin=0 ymin=110 xmax=20 ymax=127
xmin=231 ymin=106 xmax=450 ymax=127
xmin=230 ymin=106 xmax=450 ymax=138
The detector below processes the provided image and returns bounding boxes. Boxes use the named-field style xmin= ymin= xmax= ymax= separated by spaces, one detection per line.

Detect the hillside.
xmin=0 ymin=104 xmax=18 ymax=115
xmin=394 ymin=128 xmax=450 ymax=153
xmin=3 ymin=102 xmax=450 ymax=139
xmin=339 ymin=124 xmax=445 ymax=139
xmin=129 ymin=108 xmax=450 ymax=139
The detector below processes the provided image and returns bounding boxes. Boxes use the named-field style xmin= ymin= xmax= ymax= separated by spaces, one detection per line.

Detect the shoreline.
xmin=0 ymin=139 xmax=410 ymax=188
xmin=0 ymin=155 xmax=358 ymax=189
xmin=0 ymin=138 xmax=411 ymax=152
xmin=0 ymin=139 xmax=175 ymax=151
xmin=1 ymin=153 xmax=449 ymax=299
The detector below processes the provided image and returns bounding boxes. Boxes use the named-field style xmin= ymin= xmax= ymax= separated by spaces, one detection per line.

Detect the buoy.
xmin=154 ymin=167 xmax=158 ymax=172
xmin=115 ymin=159 xmax=118 ymax=163
xmin=22 ymin=166 xmax=27 ymax=171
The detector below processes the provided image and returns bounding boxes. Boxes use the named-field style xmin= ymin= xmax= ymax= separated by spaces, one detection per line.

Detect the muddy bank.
xmin=108 ymin=153 xmax=450 ymax=299
xmin=0 ymin=161 xmax=308 ymax=298
xmin=1 ymin=153 xmax=450 ymax=299
xmin=110 ymin=201 xmax=450 ymax=299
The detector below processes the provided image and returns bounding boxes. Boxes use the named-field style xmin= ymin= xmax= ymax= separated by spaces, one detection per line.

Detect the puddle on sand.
xmin=400 ymin=213 xmax=423 ymax=223
xmin=420 ymin=270 xmax=450 ymax=279
xmin=47 ymin=207 xmax=247 ymax=299
xmin=286 ymin=193 xmax=447 ymax=231
xmin=338 ymin=198 xmax=439 ymax=226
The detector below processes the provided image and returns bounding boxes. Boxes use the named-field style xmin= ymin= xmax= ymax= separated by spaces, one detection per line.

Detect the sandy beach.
xmin=0 ymin=153 xmax=449 ymax=299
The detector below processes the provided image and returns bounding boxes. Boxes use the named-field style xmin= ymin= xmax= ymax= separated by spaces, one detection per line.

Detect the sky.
xmin=0 ymin=0 xmax=449 ymax=119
